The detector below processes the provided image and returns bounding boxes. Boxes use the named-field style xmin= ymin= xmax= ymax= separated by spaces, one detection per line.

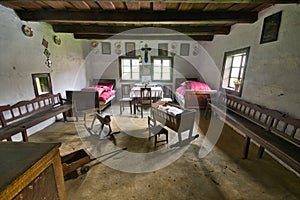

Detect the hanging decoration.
xmin=21 ymin=25 xmax=33 ymax=37
xmin=42 ymin=37 xmax=52 ymax=68
xmin=170 ymin=42 xmax=177 ymax=56
xmin=141 ymin=43 xmax=151 ymax=63
xmin=192 ymin=43 xmax=200 ymax=56
xmin=53 ymin=35 xmax=61 ymax=45
xmin=114 ymin=41 xmax=121 ymax=55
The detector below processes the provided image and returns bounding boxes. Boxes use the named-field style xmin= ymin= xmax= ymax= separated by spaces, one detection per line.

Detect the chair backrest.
xmin=121 ymin=84 xmax=132 ymax=98
xmin=148 ymin=116 xmax=157 ymax=129
xmin=140 ymin=87 xmax=152 ymax=105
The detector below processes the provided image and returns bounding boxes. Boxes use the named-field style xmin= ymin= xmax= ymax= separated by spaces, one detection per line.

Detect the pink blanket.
xmin=176 ymin=81 xmax=211 ymax=96
xmin=81 ymin=85 xmax=114 ymax=103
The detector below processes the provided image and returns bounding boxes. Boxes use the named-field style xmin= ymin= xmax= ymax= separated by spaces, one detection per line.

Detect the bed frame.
xmin=175 ymin=78 xmax=217 ymax=109
xmin=66 ymin=79 xmax=116 ymax=113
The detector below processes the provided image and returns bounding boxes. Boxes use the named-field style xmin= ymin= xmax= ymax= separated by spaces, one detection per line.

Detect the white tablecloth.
xmin=130 ymin=87 xmax=164 ymax=98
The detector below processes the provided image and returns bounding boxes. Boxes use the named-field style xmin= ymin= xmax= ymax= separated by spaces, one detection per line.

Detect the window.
xmin=221 ymin=47 xmax=250 ymax=96
xmin=119 ymin=57 xmax=141 ymax=81
xmin=151 ymin=56 xmax=173 ymax=82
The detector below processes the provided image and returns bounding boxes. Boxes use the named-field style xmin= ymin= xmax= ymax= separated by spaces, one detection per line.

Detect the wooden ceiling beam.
xmin=15 ymin=10 xmax=258 ymax=24
xmin=52 ymin=24 xmax=231 ymax=34
xmin=1 ymin=0 xmax=298 ymax=3
xmin=73 ymin=33 xmax=214 ymax=41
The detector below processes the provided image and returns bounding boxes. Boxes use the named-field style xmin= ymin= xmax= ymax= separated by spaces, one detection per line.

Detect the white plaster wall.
xmin=0 ymin=6 xmax=89 ymax=139
xmin=200 ymin=4 xmax=300 ymax=119
xmin=85 ymin=34 xmax=218 ymax=98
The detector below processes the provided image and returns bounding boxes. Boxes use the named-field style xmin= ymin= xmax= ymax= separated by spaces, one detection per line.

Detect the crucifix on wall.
xmin=141 ymin=44 xmax=151 ymax=63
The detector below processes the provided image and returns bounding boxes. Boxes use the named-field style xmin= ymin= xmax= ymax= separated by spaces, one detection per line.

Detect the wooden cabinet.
xmin=0 ymin=142 xmax=66 ymax=200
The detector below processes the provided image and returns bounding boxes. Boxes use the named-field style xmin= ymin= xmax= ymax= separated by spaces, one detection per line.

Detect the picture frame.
xmin=32 ymin=73 xmax=53 ymax=97
xmin=260 ymin=11 xmax=282 ymax=44
xmin=102 ymin=42 xmax=111 ymax=55
xmin=125 ymin=42 xmax=135 ymax=56
xmin=158 ymin=43 xmax=168 ymax=56
xmin=180 ymin=43 xmax=190 ymax=56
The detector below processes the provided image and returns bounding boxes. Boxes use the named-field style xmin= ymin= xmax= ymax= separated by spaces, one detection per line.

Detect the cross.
xmin=141 ymin=44 xmax=151 ymax=63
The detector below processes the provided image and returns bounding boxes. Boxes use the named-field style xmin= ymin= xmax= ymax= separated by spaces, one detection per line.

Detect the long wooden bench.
xmin=0 ymin=93 xmax=75 ymax=142
xmin=205 ymin=93 xmax=300 ymax=174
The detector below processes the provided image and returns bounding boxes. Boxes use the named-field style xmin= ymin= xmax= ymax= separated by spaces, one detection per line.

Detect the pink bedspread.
xmin=176 ymin=81 xmax=211 ymax=96
xmin=81 ymin=85 xmax=114 ymax=103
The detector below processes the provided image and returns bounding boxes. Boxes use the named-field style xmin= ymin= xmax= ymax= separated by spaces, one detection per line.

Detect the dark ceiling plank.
xmin=15 ymin=10 xmax=258 ymax=24
xmin=165 ymin=2 xmax=180 ymax=10
xmin=228 ymin=3 xmax=258 ymax=11
xmin=203 ymin=3 xmax=234 ymax=11
xmin=125 ymin=2 xmax=140 ymax=10
xmin=112 ymin=2 xmax=126 ymax=10
xmin=1 ymin=0 xmax=298 ymax=3
xmin=52 ymin=24 xmax=231 ymax=34
xmin=139 ymin=1 xmax=151 ymax=10
xmin=73 ymin=33 xmax=214 ymax=41
xmin=42 ymin=1 xmax=72 ymax=9
xmin=97 ymin=1 xmax=116 ymax=10
xmin=153 ymin=2 xmax=166 ymax=11
xmin=178 ymin=3 xmax=193 ymax=11
xmin=84 ymin=1 xmax=101 ymax=9
xmin=69 ymin=1 xmax=91 ymax=10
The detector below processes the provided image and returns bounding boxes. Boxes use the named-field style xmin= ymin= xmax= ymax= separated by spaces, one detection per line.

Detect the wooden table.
xmin=0 ymin=142 xmax=66 ymax=200
xmin=130 ymin=86 xmax=164 ymax=114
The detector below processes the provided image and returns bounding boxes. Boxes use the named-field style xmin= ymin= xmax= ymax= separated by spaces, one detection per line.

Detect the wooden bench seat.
xmin=205 ymin=93 xmax=300 ymax=174
xmin=0 ymin=93 xmax=75 ymax=142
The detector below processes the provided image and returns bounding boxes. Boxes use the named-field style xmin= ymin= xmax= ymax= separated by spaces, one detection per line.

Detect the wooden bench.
xmin=205 ymin=93 xmax=300 ymax=174
xmin=0 ymin=93 xmax=75 ymax=142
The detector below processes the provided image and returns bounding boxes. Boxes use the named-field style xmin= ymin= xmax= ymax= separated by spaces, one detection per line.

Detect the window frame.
xmin=221 ymin=47 xmax=250 ymax=96
xmin=151 ymin=56 xmax=173 ymax=83
xmin=119 ymin=56 xmax=141 ymax=82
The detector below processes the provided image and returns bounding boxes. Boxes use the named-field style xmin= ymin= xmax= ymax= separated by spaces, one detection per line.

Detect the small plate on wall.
xmin=22 ymin=25 xmax=33 ymax=37
xmin=53 ymin=35 xmax=61 ymax=45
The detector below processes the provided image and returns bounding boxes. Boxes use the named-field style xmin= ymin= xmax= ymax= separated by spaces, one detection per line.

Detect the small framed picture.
xmin=158 ymin=43 xmax=168 ymax=56
xmin=102 ymin=42 xmax=111 ymax=55
xmin=260 ymin=11 xmax=282 ymax=44
xmin=180 ymin=43 xmax=190 ymax=56
xmin=125 ymin=42 xmax=135 ymax=56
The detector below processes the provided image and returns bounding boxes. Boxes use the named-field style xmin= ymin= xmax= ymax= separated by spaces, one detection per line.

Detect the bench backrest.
xmin=267 ymin=109 xmax=300 ymax=146
xmin=220 ymin=93 xmax=300 ymax=147
xmin=0 ymin=93 xmax=63 ymax=127
xmin=223 ymin=94 xmax=272 ymax=130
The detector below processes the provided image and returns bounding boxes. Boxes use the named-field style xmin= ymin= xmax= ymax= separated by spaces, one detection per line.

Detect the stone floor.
xmin=28 ymin=104 xmax=300 ymax=200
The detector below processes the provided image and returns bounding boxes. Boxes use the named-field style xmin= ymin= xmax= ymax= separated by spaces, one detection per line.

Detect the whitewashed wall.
xmin=84 ymin=30 xmax=219 ymax=98
xmin=0 ymin=6 xmax=89 ymax=139
xmin=200 ymin=4 xmax=300 ymax=119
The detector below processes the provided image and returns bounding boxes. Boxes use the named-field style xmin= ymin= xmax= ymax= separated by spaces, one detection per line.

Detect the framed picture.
xmin=125 ymin=42 xmax=135 ymax=56
xmin=260 ymin=11 xmax=282 ymax=44
xmin=32 ymin=73 xmax=53 ymax=97
xmin=180 ymin=43 xmax=190 ymax=56
xmin=158 ymin=43 xmax=168 ymax=56
xmin=102 ymin=42 xmax=111 ymax=55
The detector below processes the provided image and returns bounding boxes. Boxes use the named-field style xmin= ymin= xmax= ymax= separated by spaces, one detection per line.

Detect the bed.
xmin=174 ymin=78 xmax=217 ymax=109
xmin=66 ymin=79 xmax=116 ymax=112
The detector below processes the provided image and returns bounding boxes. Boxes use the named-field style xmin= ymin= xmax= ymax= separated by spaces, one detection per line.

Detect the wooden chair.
xmin=136 ymin=87 xmax=152 ymax=118
xmin=119 ymin=84 xmax=133 ymax=115
xmin=148 ymin=116 xmax=168 ymax=148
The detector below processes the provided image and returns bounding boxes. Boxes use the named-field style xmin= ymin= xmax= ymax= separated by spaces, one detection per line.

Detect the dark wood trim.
xmin=52 ymin=24 xmax=231 ymax=35
xmin=3 ymin=0 xmax=299 ymax=4
xmin=74 ymin=34 xmax=214 ymax=41
xmin=16 ymin=10 xmax=258 ymax=24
